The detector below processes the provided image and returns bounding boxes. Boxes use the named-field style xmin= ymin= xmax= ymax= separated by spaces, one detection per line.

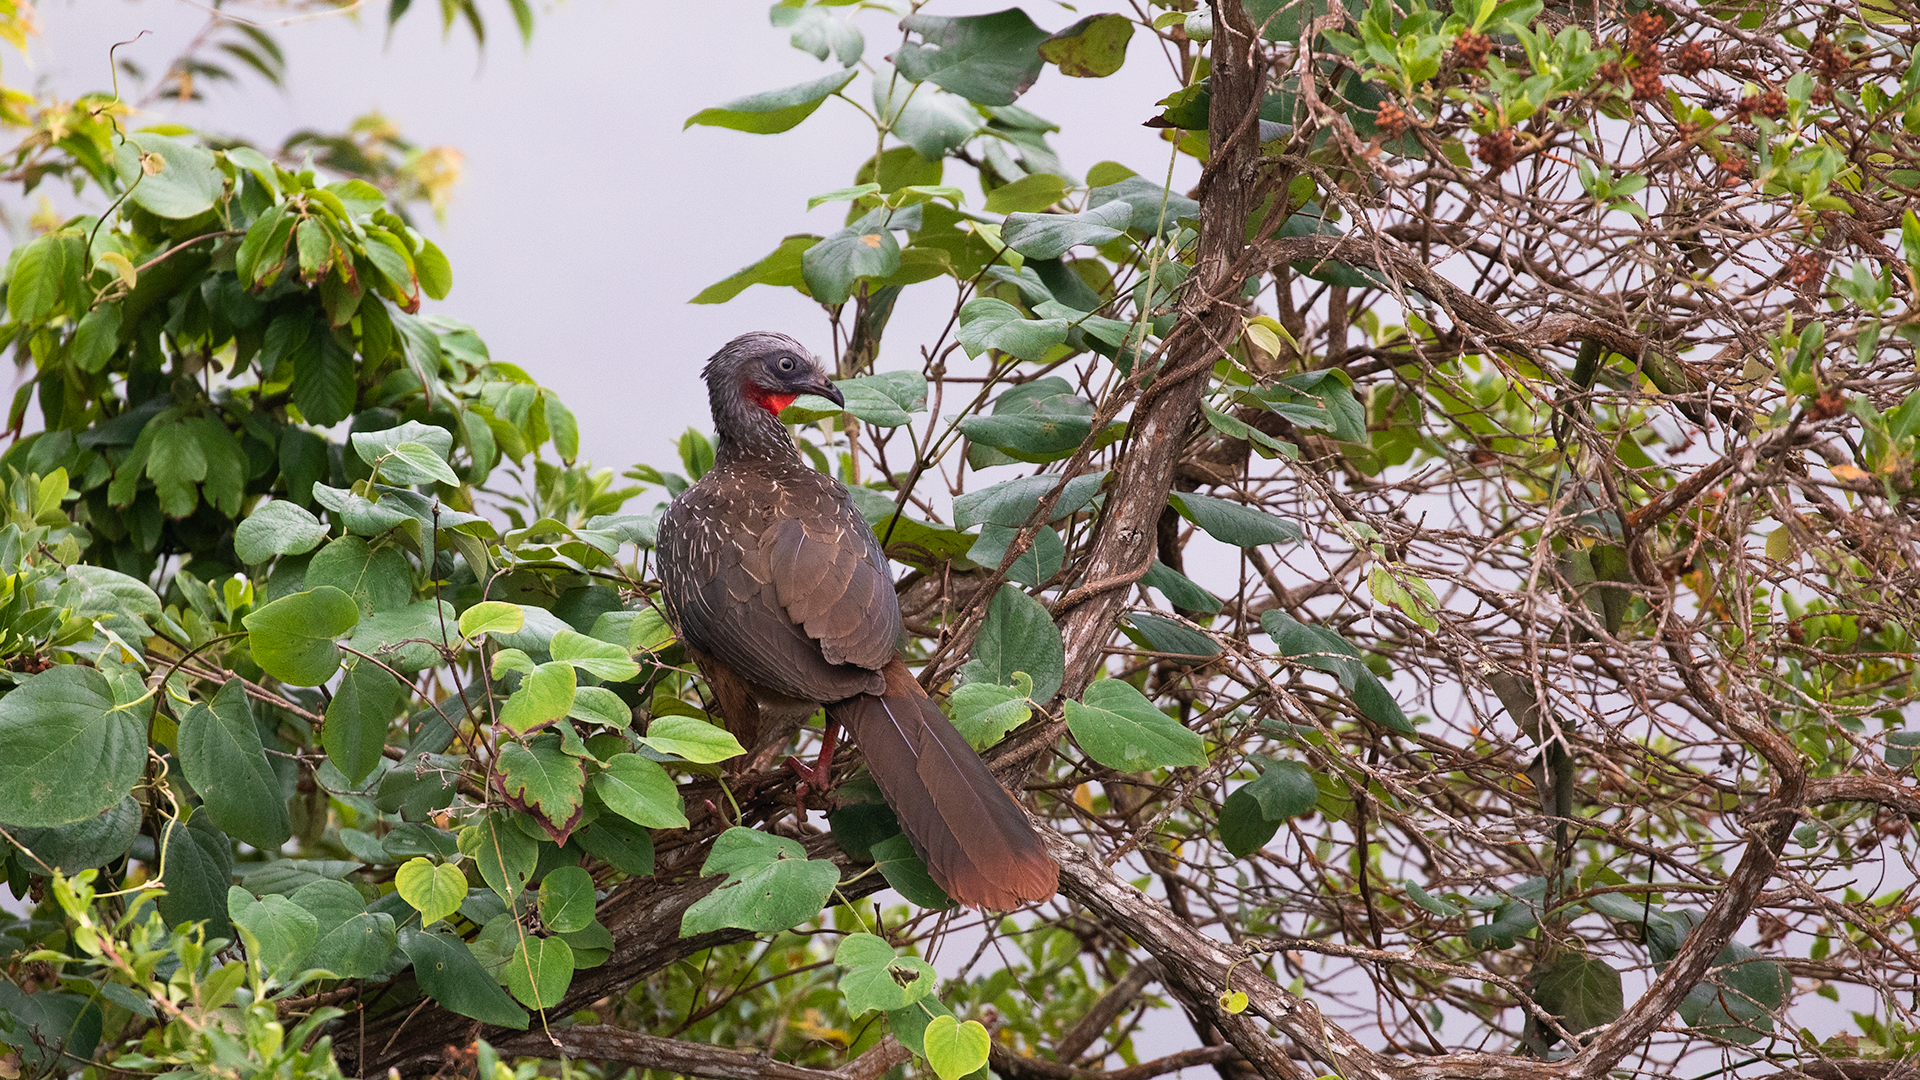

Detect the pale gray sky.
xmin=26 ymin=0 xmax=1197 ymax=473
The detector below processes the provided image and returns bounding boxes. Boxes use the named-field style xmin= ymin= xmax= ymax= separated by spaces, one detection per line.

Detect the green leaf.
xmin=923 ymin=1015 xmax=992 ymax=1080
xmin=1368 ymin=565 xmax=1440 ymax=632
xmin=952 ymin=471 xmax=1105 ymax=530
xmin=836 ymin=932 xmax=937 ymax=1014
xmin=887 ymin=994 xmax=957 ymax=1059
xmin=777 ymin=4 xmax=865 ymax=64
xmin=72 ymin=303 xmax=122 ymax=372
xmin=838 ymin=370 xmax=928 ymax=427
xmin=946 ymin=672 xmax=1032 ymax=749
xmin=234 ymin=500 xmax=330 ymax=564
xmin=574 ymin=816 xmax=654 ymax=876
xmin=967 ymin=523 xmax=1063 ymax=587
xmin=504 ymin=935 xmax=574 ymax=1011
xmin=1260 ymin=611 xmax=1412 ymax=733
xmin=8 ymin=233 xmax=74 ymax=323
xmin=400 ymin=927 xmax=530 ymax=1028
xmin=962 ymin=585 xmax=1065 ymax=702
xmin=148 ymin=422 xmax=208 ymax=518
xmin=684 ymin=69 xmax=857 ymax=134
xmin=352 ymin=421 xmax=460 ymax=487
xmin=1140 ymin=560 xmax=1222 ymax=613
xmin=983 ymin=173 xmax=1069 ymax=214
xmin=348 ymin=599 xmax=457 ymax=673
xmin=640 ymin=715 xmax=746 ymax=764
xmin=1243 ymin=759 xmax=1319 ymax=820
xmin=544 ymin=389 xmax=579 ymax=464
xmin=306 ymin=535 xmax=413 ymax=615
xmin=681 ymin=827 xmax=842 ymax=936
xmin=460 ymin=600 xmax=525 ymax=639
xmin=568 ymin=685 xmax=632 ymax=728
xmin=803 ymin=218 xmax=902 ymax=306
xmin=959 ymin=412 xmax=1093 ymax=461
xmin=896 ymin=10 xmax=1051 ymax=106
xmin=415 ymin=239 xmax=453 ymax=300
xmin=1001 ymin=201 xmax=1133 ymax=260
xmin=395 ymin=857 xmax=466 ymax=925
xmin=873 ymin=65 xmax=980 ymax=160
xmin=228 ymin=887 xmax=318 ymax=983
xmin=157 ymin=813 xmax=236 ymax=938
xmin=0 ymin=983 xmax=103 ymax=1070
xmin=291 ymin=879 xmax=396 ymax=978
xmin=1122 ymin=613 xmax=1218 ymax=658
xmin=957 ymin=297 xmax=1069 ymax=361
xmin=1168 ymin=491 xmax=1302 ymax=547
xmin=496 ymin=737 xmax=586 ymax=833
xmin=2 ymin=797 xmax=140 ymax=874
xmin=461 ymin=813 xmax=537 ymax=907
xmin=808 ymin=183 xmax=883 ymax=210
xmin=1218 ymin=787 xmax=1280 ymax=857
xmin=0 ymin=666 xmax=145 ymax=828
xmin=291 ymin=333 xmax=357 ymax=428
xmin=499 ymin=661 xmax=577 ymax=735
xmin=179 ymin=680 xmax=292 ymax=850
xmin=1064 ymin=679 xmax=1207 ymax=771
xmin=323 ymin=660 xmax=405 ymax=785
xmin=1403 ymin=880 xmax=1463 ymax=918
xmin=690 ymin=235 xmax=819 ymax=304
xmin=549 ymin=629 xmax=641 ymax=682
xmin=1533 ymin=950 xmax=1624 ymax=1039
xmin=117 ymin=133 xmax=224 ymax=219
xmin=537 ymin=865 xmax=597 ymax=934
xmin=592 ymin=754 xmax=688 ymax=829
xmin=1040 ymin=13 xmax=1134 ymax=77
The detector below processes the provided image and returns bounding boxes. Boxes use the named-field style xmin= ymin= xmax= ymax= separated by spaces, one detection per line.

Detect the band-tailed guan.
xmin=655 ymin=332 xmax=1058 ymax=910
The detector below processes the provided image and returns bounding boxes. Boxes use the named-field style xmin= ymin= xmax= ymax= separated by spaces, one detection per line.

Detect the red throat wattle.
xmin=742 ymin=379 xmax=797 ymax=416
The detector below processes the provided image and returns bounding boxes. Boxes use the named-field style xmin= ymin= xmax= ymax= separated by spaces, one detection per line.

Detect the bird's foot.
xmin=783 ymin=720 xmax=841 ymax=808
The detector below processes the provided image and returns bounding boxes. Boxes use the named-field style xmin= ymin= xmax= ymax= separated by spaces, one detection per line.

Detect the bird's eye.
xmin=777 ymin=357 xmax=796 ymax=372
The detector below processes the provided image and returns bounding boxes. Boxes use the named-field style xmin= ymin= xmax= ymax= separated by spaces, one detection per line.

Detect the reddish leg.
xmin=785 ymin=718 xmax=842 ymax=799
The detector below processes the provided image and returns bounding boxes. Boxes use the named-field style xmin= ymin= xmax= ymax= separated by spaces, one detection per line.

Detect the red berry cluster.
xmin=1675 ymin=41 xmax=1713 ymax=77
xmin=1627 ymin=10 xmax=1667 ymax=42
xmin=1625 ymin=8 xmax=1667 ymax=100
xmin=1735 ymin=89 xmax=1789 ymax=120
xmin=1476 ymin=128 xmax=1518 ymax=172
xmin=1807 ymin=38 xmax=1849 ymax=82
xmin=1784 ymin=252 xmax=1825 ymax=287
xmin=1453 ymin=31 xmax=1492 ymax=70
xmin=1376 ymin=100 xmax=1410 ymax=138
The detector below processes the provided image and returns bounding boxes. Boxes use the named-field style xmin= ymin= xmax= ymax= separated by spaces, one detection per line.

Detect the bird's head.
xmin=702 ymin=332 xmax=843 ymax=418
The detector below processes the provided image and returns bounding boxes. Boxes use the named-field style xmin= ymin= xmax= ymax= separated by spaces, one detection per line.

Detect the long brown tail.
xmin=827 ymin=659 xmax=1058 ymax=910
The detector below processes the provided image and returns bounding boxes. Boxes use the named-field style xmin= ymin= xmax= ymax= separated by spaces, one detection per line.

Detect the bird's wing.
xmin=659 ymin=462 xmax=897 ymax=703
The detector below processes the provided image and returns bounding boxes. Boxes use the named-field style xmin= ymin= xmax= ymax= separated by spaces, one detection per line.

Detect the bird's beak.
xmin=801 ymin=374 xmax=845 ymax=407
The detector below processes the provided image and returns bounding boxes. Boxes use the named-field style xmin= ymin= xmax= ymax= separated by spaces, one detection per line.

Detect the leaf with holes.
xmin=836 ymin=932 xmax=937 ymax=1014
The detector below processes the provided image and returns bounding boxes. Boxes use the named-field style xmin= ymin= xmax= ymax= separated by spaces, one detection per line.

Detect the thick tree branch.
xmin=491 ymin=1028 xmax=911 ymax=1080
xmin=1054 ymin=0 xmax=1265 ymax=699
xmin=991 ymin=1043 xmax=1244 ymax=1080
